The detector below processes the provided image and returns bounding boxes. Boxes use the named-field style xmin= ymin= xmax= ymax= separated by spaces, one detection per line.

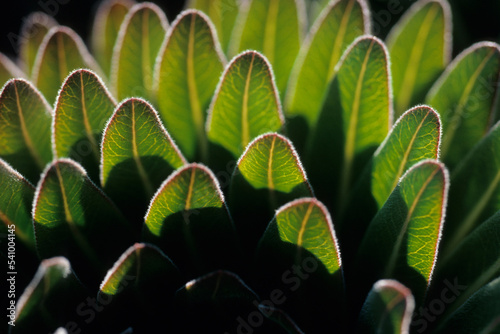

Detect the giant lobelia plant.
xmin=1 ymin=0 xmax=500 ymax=333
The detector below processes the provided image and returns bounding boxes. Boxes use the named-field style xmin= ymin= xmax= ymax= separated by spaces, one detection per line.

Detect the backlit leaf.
xmin=0 ymin=79 xmax=52 ymax=183
xmin=387 ymin=0 xmax=452 ymax=115
xmin=154 ymin=9 xmax=225 ymax=161
xmin=33 ymin=26 xmax=102 ymax=105
xmin=187 ymin=0 xmax=239 ymax=53
xmin=111 ymin=2 xmax=168 ymax=100
xmin=426 ymin=42 xmax=500 ymax=169
xmin=53 ymin=69 xmax=116 ymax=182
xmin=206 ymin=51 xmax=284 ymax=158
xmin=229 ymin=0 xmax=305 ymax=98
xmin=18 ymin=12 xmax=57 ymax=78
xmin=358 ymin=279 xmax=415 ymax=334
xmin=33 ymin=159 xmax=132 ymax=286
xmin=285 ymin=0 xmax=370 ymax=127
xmin=144 ymin=163 xmax=238 ymax=276
xmin=101 ymin=98 xmax=186 ymax=222
xmin=91 ymin=0 xmax=135 ymax=78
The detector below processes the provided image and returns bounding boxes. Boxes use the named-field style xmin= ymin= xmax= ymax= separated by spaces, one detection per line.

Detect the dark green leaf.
xmin=0 ymin=52 xmax=25 ymax=87
xmin=426 ymin=42 xmax=500 ymax=169
xmin=91 ymin=0 xmax=135 ymax=78
xmin=285 ymin=0 xmax=370 ymax=128
xmin=372 ymin=105 xmax=441 ymax=208
xmin=101 ymin=98 xmax=186 ymax=222
xmin=0 ymin=79 xmax=52 ymax=183
xmin=438 ymin=276 xmax=500 ymax=334
xmin=443 ymin=120 xmax=500 ymax=255
xmin=111 ymin=2 xmax=168 ymax=100
xmin=207 ymin=51 xmax=284 ymax=158
xmin=13 ymin=257 xmax=87 ymax=334
xmin=387 ymin=0 xmax=452 ymax=115
xmin=143 ymin=163 xmax=238 ymax=276
xmin=0 ymin=158 xmax=35 ymax=251
xmin=154 ymin=9 xmax=225 ymax=161
xmin=229 ymin=0 xmax=305 ymax=98
xmin=357 ymin=279 xmax=415 ymax=334
xmin=53 ymin=69 xmax=116 ymax=182
xmin=18 ymin=12 xmax=57 ymax=78
xmin=33 ymin=159 xmax=132 ymax=286
xmin=357 ymin=160 xmax=449 ymax=301
xmin=186 ymin=0 xmax=239 ymax=53
xmin=33 ymin=26 xmax=102 ymax=105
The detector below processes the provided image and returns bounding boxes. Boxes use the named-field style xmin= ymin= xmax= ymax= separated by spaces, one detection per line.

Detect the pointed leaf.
xmin=18 ymin=12 xmax=57 ymax=78
xmin=438 ymin=276 xmax=500 ymax=334
xmin=0 ymin=79 xmax=52 ymax=183
xmin=357 ymin=160 xmax=449 ymax=300
xmin=426 ymin=42 xmax=500 ymax=168
xmin=154 ymin=9 xmax=225 ymax=161
xmin=357 ymin=279 xmax=415 ymax=334
xmin=187 ymin=0 xmax=239 ymax=53
xmin=91 ymin=0 xmax=135 ymax=78
xmin=229 ymin=0 xmax=305 ymax=98
xmin=144 ymin=163 xmax=238 ymax=276
xmin=98 ymin=243 xmax=181 ymax=331
xmin=372 ymin=105 xmax=441 ymax=208
xmin=53 ymin=69 xmax=116 ymax=182
xmin=112 ymin=2 xmax=168 ymax=100
xmin=33 ymin=159 xmax=132 ymax=286
xmin=33 ymin=26 xmax=102 ymax=105
xmin=101 ymin=98 xmax=186 ymax=221
xmin=207 ymin=51 xmax=284 ymax=158
xmin=0 ymin=53 xmax=25 ymax=88
xmin=285 ymin=0 xmax=370 ymax=127
xmin=387 ymin=0 xmax=452 ymax=115
xmin=443 ymin=121 xmax=500 ymax=254
xmin=260 ymin=198 xmax=342 ymax=275
xmin=13 ymin=257 xmax=87 ymax=334
xmin=0 ymin=158 xmax=35 ymax=251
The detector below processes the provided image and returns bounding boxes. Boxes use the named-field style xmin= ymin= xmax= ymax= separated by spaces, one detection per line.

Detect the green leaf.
xmin=357 ymin=160 xmax=449 ymax=301
xmin=387 ymin=0 xmax=452 ymax=115
xmin=154 ymin=9 xmax=225 ymax=161
xmin=33 ymin=26 xmax=102 ymax=105
xmin=426 ymin=42 xmax=500 ymax=169
xmin=111 ymin=2 xmax=168 ymax=100
xmin=0 ymin=78 xmax=52 ymax=183
xmin=97 ymin=243 xmax=182 ymax=332
xmin=284 ymin=0 xmax=370 ymax=127
xmin=372 ymin=105 xmax=441 ymax=208
xmin=357 ymin=279 xmax=415 ymax=334
xmin=230 ymin=133 xmax=313 ymax=251
xmin=143 ymin=163 xmax=238 ymax=276
xmin=33 ymin=159 xmax=132 ymax=286
xmin=13 ymin=257 xmax=87 ymax=333
xmin=0 ymin=158 xmax=35 ymax=251
xmin=443 ymin=120 xmax=500 ymax=255
xmin=91 ymin=0 xmax=135 ymax=78
xmin=429 ymin=210 xmax=500 ymax=320
xmin=437 ymin=276 xmax=500 ymax=334
xmin=18 ymin=12 xmax=57 ymax=78
xmin=0 ymin=52 xmax=25 ymax=87
xmin=306 ymin=36 xmax=392 ymax=210
xmin=53 ymin=69 xmax=116 ymax=182
xmin=206 ymin=51 xmax=284 ymax=158
xmin=186 ymin=0 xmax=239 ymax=53
xmin=260 ymin=197 xmax=342 ymax=275
xmin=229 ymin=0 xmax=305 ymax=98
xmin=101 ymin=98 xmax=186 ymax=222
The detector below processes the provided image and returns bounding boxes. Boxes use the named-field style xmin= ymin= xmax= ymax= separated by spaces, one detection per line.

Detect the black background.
xmin=0 ymin=0 xmax=499 ymax=62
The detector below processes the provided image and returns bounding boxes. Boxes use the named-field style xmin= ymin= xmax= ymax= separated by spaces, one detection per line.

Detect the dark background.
xmin=0 ymin=0 xmax=499 ymax=61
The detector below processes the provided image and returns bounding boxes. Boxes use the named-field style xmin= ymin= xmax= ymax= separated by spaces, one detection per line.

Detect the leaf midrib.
xmin=56 ymin=32 xmax=68 ymax=84
xmin=327 ymin=0 xmax=355 ymax=82
xmin=267 ymin=135 xmax=276 ymax=189
xmin=377 ymin=292 xmax=406 ymax=333
xmin=396 ymin=4 xmax=440 ymax=112
xmin=262 ymin=0 xmax=279 ymax=64
xmin=241 ymin=52 xmax=256 ymax=149
xmin=131 ymin=102 xmax=154 ymax=198
xmin=79 ymin=72 xmax=100 ymax=162
xmin=14 ymin=82 xmax=44 ymax=170
xmin=141 ymin=9 xmax=152 ymax=94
